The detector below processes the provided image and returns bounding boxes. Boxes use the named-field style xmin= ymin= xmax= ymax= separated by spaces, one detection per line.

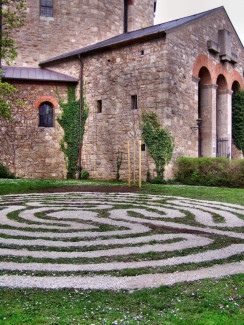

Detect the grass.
xmin=0 ymin=178 xmax=244 ymax=324
xmin=1 ymin=178 xmax=244 ymax=205
xmin=0 ymin=275 xmax=243 ymax=324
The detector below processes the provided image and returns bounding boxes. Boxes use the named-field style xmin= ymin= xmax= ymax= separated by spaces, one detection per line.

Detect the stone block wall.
xmin=165 ymin=8 xmax=243 ymax=162
xmin=44 ymin=9 xmax=243 ymax=181
xmin=0 ymin=82 xmax=68 ymax=179
xmin=11 ymin=0 xmax=155 ymax=67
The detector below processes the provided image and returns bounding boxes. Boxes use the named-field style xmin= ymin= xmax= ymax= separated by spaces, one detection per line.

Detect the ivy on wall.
xmin=232 ymin=90 xmax=244 ymax=155
xmin=141 ymin=111 xmax=174 ymax=181
xmin=57 ymin=86 xmax=88 ymax=179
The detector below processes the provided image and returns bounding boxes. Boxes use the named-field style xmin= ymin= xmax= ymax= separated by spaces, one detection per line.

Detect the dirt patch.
xmin=145 ymin=223 xmax=217 ymax=236
xmin=34 ymin=185 xmax=140 ymax=193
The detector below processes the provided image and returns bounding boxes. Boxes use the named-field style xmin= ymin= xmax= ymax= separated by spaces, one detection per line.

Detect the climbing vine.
xmin=57 ymin=86 xmax=88 ymax=179
xmin=232 ymin=90 xmax=244 ymax=155
xmin=141 ymin=110 xmax=174 ymax=182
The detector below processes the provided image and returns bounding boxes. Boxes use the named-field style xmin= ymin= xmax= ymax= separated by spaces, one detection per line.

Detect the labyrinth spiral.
xmin=0 ymin=192 xmax=243 ymax=290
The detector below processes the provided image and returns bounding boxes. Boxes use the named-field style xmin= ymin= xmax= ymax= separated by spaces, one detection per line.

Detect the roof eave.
xmin=39 ymin=30 xmax=166 ymax=67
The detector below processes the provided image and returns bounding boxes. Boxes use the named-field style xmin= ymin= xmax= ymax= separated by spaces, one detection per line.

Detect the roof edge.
xmin=39 ymin=30 xmax=166 ymax=67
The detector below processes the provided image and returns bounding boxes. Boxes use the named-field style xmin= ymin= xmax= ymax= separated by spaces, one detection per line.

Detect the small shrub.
xmin=116 ymin=150 xmax=123 ymax=181
xmin=146 ymin=169 xmax=152 ymax=183
xmin=0 ymin=162 xmax=15 ymax=179
xmin=81 ymin=170 xmax=89 ymax=180
xmin=176 ymin=157 xmax=244 ymax=188
xmin=151 ymin=176 xmax=166 ymax=184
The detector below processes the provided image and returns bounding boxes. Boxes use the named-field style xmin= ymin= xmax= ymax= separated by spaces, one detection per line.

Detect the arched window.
xmin=39 ymin=102 xmax=54 ymax=127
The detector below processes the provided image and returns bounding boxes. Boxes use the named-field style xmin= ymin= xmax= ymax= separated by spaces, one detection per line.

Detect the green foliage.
xmin=141 ymin=110 xmax=174 ymax=182
xmin=176 ymin=157 xmax=244 ymax=188
xmin=0 ymin=161 xmax=15 ymax=178
xmin=0 ymin=275 xmax=243 ymax=324
xmin=116 ymin=150 xmax=123 ymax=181
xmin=0 ymin=0 xmax=26 ymax=64
xmin=81 ymin=170 xmax=89 ymax=180
xmin=57 ymin=86 xmax=88 ymax=179
xmin=232 ymin=90 xmax=244 ymax=155
xmin=0 ymin=77 xmax=16 ymax=120
xmin=0 ymin=0 xmax=26 ymax=120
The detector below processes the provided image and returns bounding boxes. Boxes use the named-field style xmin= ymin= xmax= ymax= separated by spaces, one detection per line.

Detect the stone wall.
xmin=165 ymin=8 xmax=243 ymax=164
xmin=1 ymin=7 xmax=243 ymax=181
xmin=0 ymin=82 xmax=68 ymax=179
xmin=11 ymin=0 xmax=155 ymax=67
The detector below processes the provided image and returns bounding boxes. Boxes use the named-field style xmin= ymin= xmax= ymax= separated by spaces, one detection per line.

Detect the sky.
xmin=154 ymin=0 xmax=244 ymax=45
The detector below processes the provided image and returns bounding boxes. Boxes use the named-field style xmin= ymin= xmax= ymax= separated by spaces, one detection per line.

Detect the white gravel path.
xmin=0 ymin=261 xmax=243 ymax=290
xmin=1 ymin=244 xmax=243 ymax=273
xmin=0 ymin=192 xmax=243 ymax=290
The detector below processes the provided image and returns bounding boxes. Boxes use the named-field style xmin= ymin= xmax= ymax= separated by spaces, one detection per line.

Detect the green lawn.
xmin=0 ymin=178 xmax=243 ymax=324
xmin=0 ymin=178 xmax=244 ymax=205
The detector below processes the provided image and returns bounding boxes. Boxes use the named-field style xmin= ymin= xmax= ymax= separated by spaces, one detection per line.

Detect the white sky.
xmin=154 ymin=0 xmax=244 ymax=45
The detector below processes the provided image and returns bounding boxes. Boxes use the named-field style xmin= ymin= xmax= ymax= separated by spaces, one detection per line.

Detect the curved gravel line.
xmin=0 ymin=192 xmax=243 ymax=290
xmin=0 ymin=233 xmax=201 ymax=248
xmin=0 ymin=235 xmax=212 ymax=259
xmin=0 ymin=262 xmax=243 ymax=290
xmin=1 ymin=244 xmax=243 ymax=273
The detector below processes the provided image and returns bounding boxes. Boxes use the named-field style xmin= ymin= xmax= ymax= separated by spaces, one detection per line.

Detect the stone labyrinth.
xmin=0 ymin=192 xmax=243 ymax=290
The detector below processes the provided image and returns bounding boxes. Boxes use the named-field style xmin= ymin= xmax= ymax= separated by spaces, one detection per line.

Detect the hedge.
xmin=0 ymin=162 xmax=15 ymax=179
xmin=176 ymin=157 xmax=244 ymax=188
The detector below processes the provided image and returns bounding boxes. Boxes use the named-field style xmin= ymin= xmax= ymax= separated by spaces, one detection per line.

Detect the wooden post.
xmin=128 ymin=141 xmax=131 ymax=187
xmin=139 ymin=140 xmax=142 ymax=188
xmin=133 ymin=140 xmax=136 ymax=184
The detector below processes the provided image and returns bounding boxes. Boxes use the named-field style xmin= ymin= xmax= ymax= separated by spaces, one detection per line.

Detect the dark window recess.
xmin=141 ymin=144 xmax=146 ymax=151
xmin=124 ymin=0 xmax=128 ymax=33
xmin=40 ymin=0 xmax=53 ymax=17
xmin=39 ymin=102 xmax=53 ymax=127
xmin=97 ymin=100 xmax=102 ymax=113
xmin=154 ymin=1 xmax=157 ymax=13
xmin=131 ymin=95 xmax=138 ymax=110
xmin=141 ymin=50 xmax=144 ymax=56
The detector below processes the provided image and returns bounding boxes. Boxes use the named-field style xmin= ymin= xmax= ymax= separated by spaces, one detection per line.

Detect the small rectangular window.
xmin=124 ymin=0 xmax=128 ymax=33
xmin=131 ymin=95 xmax=137 ymax=110
xmin=97 ymin=100 xmax=102 ymax=113
xmin=141 ymin=144 xmax=146 ymax=151
xmin=40 ymin=0 xmax=53 ymax=17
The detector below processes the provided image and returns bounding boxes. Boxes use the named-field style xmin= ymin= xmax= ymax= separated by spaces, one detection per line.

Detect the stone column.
xmin=216 ymin=89 xmax=233 ymax=158
xmin=199 ymin=84 xmax=217 ymax=157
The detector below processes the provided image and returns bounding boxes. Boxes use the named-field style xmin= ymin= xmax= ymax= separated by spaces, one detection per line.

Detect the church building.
xmin=0 ymin=1 xmax=243 ymax=180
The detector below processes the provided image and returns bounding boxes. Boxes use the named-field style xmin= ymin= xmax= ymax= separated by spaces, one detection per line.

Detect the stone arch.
xmin=198 ymin=66 xmax=212 ymax=85
xmin=34 ymin=96 xmax=59 ymax=110
xmin=232 ymin=80 xmax=240 ymax=94
xmin=230 ymin=71 xmax=244 ymax=90
xmin=216 ymin=74 xmax=228 ymax=90
xmin=193 ymin=55 xmax=215 ymax=82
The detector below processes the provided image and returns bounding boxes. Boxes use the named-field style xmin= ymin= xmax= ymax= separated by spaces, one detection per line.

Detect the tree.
xmin=232 ymin=90 xmax=244 ymax=155
xmin=0 ymin=0 xmax=26 ymax=120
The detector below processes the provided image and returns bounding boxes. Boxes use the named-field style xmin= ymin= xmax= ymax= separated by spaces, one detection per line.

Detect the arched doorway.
xmin=198 ymin=67 xmax=216 ymax=157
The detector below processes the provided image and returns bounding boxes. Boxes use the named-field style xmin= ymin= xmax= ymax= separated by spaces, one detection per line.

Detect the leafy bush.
xmin=232 ymin=90 xmax=244 ymax=155
xmin=81 ymin=170 xmax=89 ymax=180
xmin=57 ymin=86 xmax=88 ymax=179
xmin=0 ymin=162 xmax=15 ymax=179
xmin=141 ymin=111 xmax=174 ymax=181
xmin=176 ymin=157 xmax=244 ymax=188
